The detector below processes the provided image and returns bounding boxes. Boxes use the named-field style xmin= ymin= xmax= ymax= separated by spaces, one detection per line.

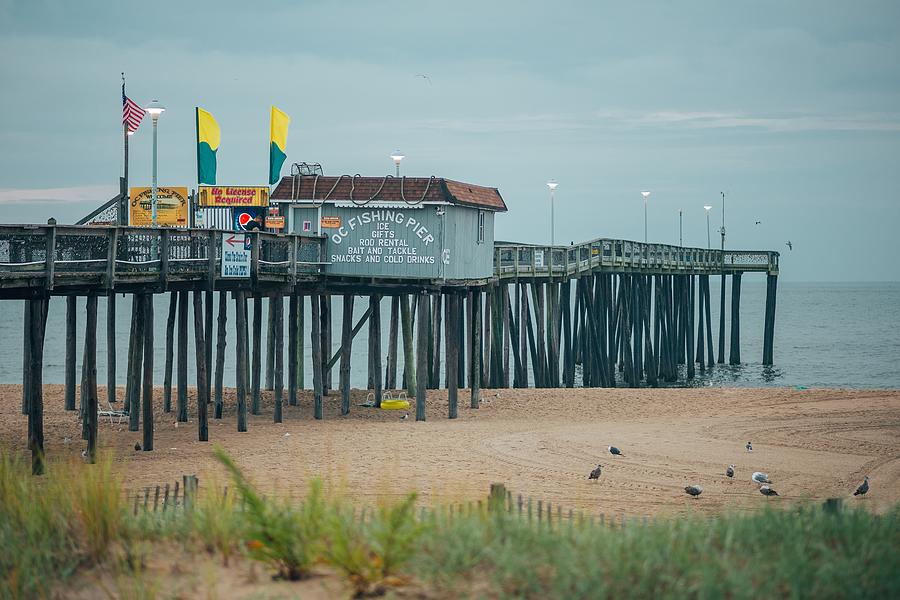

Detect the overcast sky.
xmin=1 ymin=0 xmax=898 ymax=281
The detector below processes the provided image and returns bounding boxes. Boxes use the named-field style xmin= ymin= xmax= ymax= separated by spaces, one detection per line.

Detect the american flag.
xmin=122 ymin=83 xmax=144 ymax=133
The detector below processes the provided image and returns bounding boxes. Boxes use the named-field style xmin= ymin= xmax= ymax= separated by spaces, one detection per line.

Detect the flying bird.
xmin=759 ymin=486 xmax=779 ymax=497
xmin=752 ymin=472 xmax=771 ymax=485
xmin=684 ymin=485 xmax=703 ymax=498
xmin=608 ymin=446 xmax=624 ymax=457
xmin=415 ymin=74 xmax=432 ymax=85
xmin=854 ymin=476 xmax=869 ymax=496
xmin=746 ymin=441 xmax=753 ymax=452
xmin=588 ymin=465 xmax=602 ymax=480
xmin=755 ymin=221 xmax=762 ymax=225
xmin=726 ymin=464 xmax=735 ymax=479
xmin=786 ymin=241 xmax=793 ymax=251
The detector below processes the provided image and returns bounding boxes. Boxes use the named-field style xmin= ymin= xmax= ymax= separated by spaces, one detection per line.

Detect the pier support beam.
xmin=27 ymin=297 xmax=48 ymax=474
xmin=415 ymin=292 xmax=428 ymax=421
xmin=273 ymin=296 xmax=284 ymax=423
xmin=65 ymin=295 xmax=77 ymax=411
xmin=763 ymin=274 xmax=778 ymax=365
xmin=141 ymin=293 xmax=154 ymax=451
xmin=83 ymin=295 xmax=98 ymax=465
xmin=729 ymin=273 xmax=742 ymax=365
xmin=311 ymin=293 xmax=324 ymax=419
xmin=214 ymin=291 xmax=227 ymax=419
xmin=447 ymin=293 xmax=459 ymax=419
xmin=129 ymin=295 xmax=145 ymax=432
xmin=107 ymin=293 xmax=116 ymax=406
xmin=321 ymin=294 xmax=332 ymax=394
xmin=385 ymin=295 xmax=399 ymax=390
xmin=340 ymin=294 xmax=354 ymax=415
xmin=717 ymin=272 xmax=726 ymax=364
xmin=430 ymin=293 xmax=442 ymax=389
xmin=235 ymin=291 xmax=248 ymax=432
xmin=251 ymin=296 xmax=262 ymax=415
xmin=401 ymin=294 xmax=416 ymax=398
xmin=176 ymin=290 xmax=188 ymax=423
xmin=193 ymin=291 xmax=208 ymax=441
xmin=163 ymin=292 xmax=176 ymax=413
xmin=288 ymin=294 xmax=298 ymax=406
xmin=265 ymin=301 xmax=275 ymax=391
xmin=371 ymin=294 xmax=382 ymax=407
xmin=471 ymin=288 xmax=482 ymax=408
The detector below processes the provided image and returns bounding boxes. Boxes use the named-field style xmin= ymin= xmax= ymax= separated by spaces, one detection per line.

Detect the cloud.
xmin=0 ymin=185 xmax=118 ymax=205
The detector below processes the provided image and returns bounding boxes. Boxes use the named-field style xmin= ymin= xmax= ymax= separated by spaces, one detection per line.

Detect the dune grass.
xmin=1 ymin=446 xmax=898 ymax=599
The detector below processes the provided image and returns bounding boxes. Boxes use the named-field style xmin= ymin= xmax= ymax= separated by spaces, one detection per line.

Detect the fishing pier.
xmin=0 ymin=174 xmax=779 ymax=474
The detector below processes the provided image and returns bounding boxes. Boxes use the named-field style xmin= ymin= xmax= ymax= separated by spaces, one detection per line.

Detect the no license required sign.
xmin=221 ymin=233 xmax=251 ymax=278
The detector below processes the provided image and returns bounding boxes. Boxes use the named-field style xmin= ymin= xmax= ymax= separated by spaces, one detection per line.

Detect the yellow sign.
xmin=266 ymin=216 xmax=285 ymax=229
xmin=198 ymin=186 xmax=269 ymax=207
xmin=129 ymin=187 xmax=189 ymax=227
xmin=320 ymin=216 xmax=342 ymax=229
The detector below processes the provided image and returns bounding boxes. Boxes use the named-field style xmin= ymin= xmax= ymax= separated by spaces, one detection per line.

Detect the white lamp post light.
xmin=547 ymin=180 xmax=558 ymax=246
xmin=145 ymin=99 xmax=166 ymax=227
xmin=640 ymin=191 xmax=650 ymax=243
xmin=704 ymin=205 xmax=712 ymax=249
xmin=390 ymin=150 xmax=405 ymax=176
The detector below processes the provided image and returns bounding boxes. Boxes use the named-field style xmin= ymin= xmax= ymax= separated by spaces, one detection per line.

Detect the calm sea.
xmin=1 ymin=281 xmax=898 ymax=389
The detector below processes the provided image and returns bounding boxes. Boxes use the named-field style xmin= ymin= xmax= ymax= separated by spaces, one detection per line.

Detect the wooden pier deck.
xmin=0 ymin=224 xmax=780 ymax=474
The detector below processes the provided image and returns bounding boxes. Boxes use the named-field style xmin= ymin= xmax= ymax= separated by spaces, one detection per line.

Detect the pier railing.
xmin=0 ymin=225 xmax=326 ymax=291
xmin=494 ymin=239 xmax=778 ymax=279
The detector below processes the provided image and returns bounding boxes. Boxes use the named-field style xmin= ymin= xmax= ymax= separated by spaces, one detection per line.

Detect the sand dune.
xmin=1 ymin=384 xmax=897 ymax=517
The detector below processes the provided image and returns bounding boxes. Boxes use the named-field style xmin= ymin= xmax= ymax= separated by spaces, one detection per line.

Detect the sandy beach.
xmin=1 ymin=384 xmax=898 ymax=517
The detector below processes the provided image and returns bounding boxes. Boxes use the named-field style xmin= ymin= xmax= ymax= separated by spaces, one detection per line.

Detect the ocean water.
xmin=0 ymin=281 xmax=898 ymax=390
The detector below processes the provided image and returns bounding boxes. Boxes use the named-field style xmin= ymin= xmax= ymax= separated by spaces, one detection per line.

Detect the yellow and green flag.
xmin=269 ymin=105 xmax=290 ymax=185
xmin=196 ymin=107 xmax=220 ymax=185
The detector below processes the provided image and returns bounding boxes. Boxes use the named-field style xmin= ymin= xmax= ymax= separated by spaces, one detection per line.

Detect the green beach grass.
xmin=1 ymin=448 xmax=898 ymax=599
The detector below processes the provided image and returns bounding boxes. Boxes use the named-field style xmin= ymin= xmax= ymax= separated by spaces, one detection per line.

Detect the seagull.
xmin=684 ymin=485 xmax=703 ymax=498
xmin=746 ymin=441 xmax=753 ymax=452
xmin=415 ymin=74 xmax=432 ymax=85
xmin=81 ymin=449 xmax=88 ymax=458
xmin=725 ymin=464 xmax=735 ymax=479
xmin=134 ymin=442 xmax=141 ymax=451
xmin=752 ymin=472 xmax=771 ymax=485
xmin=588 ymin=465 xmax=602 ymax=480
xmin=173 ymin=421 xmax=179 ymax=428
xmin=786 ymin=241 xmax=793 ymax=251
xmin=759 ymin=486 xmax=779 ymax=497
xmin=401 ymin=413 xmax=409 ymax=420
xmin=853 ymin=476 xmax=869 ymax=496
xmin=608 ymin=446 xmax=624 ymax=457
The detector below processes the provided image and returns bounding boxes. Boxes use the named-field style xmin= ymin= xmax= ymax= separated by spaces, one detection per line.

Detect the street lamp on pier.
xmin=145 ymin=100 xmax=166 ymax=227
xmin=704 ymin=205 xmax=712 ymax=249
xmin=547 ymin=180 xmax=558 ymax=246
xmin=640 ymin=191 xmax=650 ymax=243
xmin=390 ymin=151 xmax=405 ymax=177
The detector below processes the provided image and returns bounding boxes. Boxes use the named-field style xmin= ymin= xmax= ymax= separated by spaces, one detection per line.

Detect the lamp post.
xmin=679 ymin=208 xmax=683 ymax=246
xmin=640 ymin=191 xmax=650 ymax=243
xmin=145 ymin=100 xmax=166 ymax=227
xmin=547 ymin=180 xmax=558 ymax=246
xmin=390 ymin=150 xmax=405 ymax=176
xmin=703 ymin=205 xmax=712 ymax=249
xmin=719 ymin=191 xmax=726 ymax=251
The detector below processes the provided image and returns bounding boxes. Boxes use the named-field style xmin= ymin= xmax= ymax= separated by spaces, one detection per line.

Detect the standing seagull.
xmin=752 ymin=472 xmax=771 ymax=485
xmin=853 ymin=476 xmax=870 ymax=497
xmin=588 ymin=465 xmax=602 ymax=481
xmin=759 ymin=486 xmax=779 ymax=497
xmin=684 ymin=485 xmax=703 ymax=498
xmin=725 ymin=464 xmax=735 ymax=479
xmin=746 ymin=441 xmax=753 ymax=452
xmin=608 ymin=446 xmax=624 ymax=458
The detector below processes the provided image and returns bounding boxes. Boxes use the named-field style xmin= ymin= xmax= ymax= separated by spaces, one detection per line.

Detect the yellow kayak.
xmin=380 ymin=399 xmax=410 ymax=410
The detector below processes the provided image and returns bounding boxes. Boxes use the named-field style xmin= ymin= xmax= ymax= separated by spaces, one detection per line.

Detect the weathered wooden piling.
xmin=214 ymin=290 xmax=227 ymax=419
xmin=763 ymin=274 xmax=778 ymax=365
xmin=22 ymin=301 xmax=31 ymax=416
xmin=401 ymin=294 xmax=417 ymax=398
xmin=415 ymin=292 xmax=428 ymax=421
xmin=471 ymin=288 xmax=482 ymax=408
xmin=729 ymin=273 xmax=742 ymax=365
xmin=141 ymin=294 xmax=154 ymax=451
xmin=311 ymin=293 xmax=324 ymax=419
xmin=371 ymin=294 xmax=383 ymax=407
xmin=65 ymin=295 xmax=76 ymax=411
xmin=288 ymin=294 xmax=299 ymax=406
xmin=193 ymin=290 xmax=209 ymax=441
xmin=176 ymin=290 xmax=188 ymax=422
xmin=717 ymin=272 xmax=726 ymax=364
xmin=447 ymin=293 xmax=460 ymax=419
xmin=27 ymin=297 xmax=48 ymax=473
xmin=251 ymin=296 xmax=263 ymax=415
xmin=163 ymin=292 xmax=177 ymax=413
xmin=430 ymin=292 xmax=442 ymax=389
xmin=296 ymin=294 xmax=305 ymax=392
xmin=339 ymin=294 xmax=354 ymax=415
xmin=703 ymin=275 xmax=715 ymax=367
xmin=265 ymin=300 xmax=275 ymax=391
xmin=234 ymin=291 xmax=248 ymax=432
xmin=385 ymin=295 xmax=399 ymax=390
xmin=696 ymin=275 xmax=706 ymax=371
xmin=129 ymin=294 xmax=145 ymax=432
xmin=321 ymin=294 xmax=332 ymax=394
xmin=686 ymin=276 xmax=696 ymax=380
xmin=273 ymin=295 xmax=284 ymax=423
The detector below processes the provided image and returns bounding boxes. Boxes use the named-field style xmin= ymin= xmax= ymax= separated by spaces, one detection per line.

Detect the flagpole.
xmin=122 ymin=73 xmax=129 ymax=226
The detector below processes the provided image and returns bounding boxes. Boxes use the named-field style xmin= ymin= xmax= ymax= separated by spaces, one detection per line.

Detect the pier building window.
xmin=477 ymin=210 xmax=485 ymax=244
